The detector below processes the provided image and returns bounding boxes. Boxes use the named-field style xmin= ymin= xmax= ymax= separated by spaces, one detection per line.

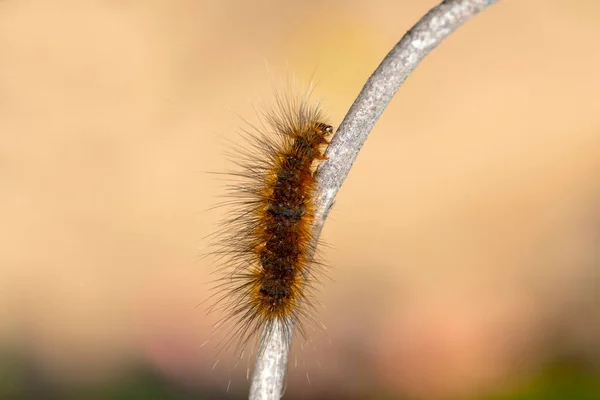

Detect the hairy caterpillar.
xmin=208 ymin=86 xmax=333 ymax=358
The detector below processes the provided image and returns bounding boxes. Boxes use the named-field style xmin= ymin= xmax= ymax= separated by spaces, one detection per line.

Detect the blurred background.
xmin=1 ymin=0 xmax=599 ymax=399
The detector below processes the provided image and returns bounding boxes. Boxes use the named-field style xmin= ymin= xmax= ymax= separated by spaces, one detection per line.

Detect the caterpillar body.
xmin=210 ymin=89 xmax=333 ymax=355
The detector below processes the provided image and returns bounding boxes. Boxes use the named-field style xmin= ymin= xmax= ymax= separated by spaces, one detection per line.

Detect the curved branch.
xmin=249 ymin=1 xmax=500 ymax=399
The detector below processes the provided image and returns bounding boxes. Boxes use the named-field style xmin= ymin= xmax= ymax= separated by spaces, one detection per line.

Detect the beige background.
xmin=1 ymin=0 xmax=599 ymax=399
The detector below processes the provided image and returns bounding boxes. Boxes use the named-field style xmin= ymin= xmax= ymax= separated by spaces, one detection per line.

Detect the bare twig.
xmin=248 ymin=319 xmax=292 ymax=400
xmin=249 ymin=1 xmax=500 ymax=399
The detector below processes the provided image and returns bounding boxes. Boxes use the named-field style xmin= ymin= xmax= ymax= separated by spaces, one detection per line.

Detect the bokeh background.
xmin=1 ymin=0 xmax=599 ymax=399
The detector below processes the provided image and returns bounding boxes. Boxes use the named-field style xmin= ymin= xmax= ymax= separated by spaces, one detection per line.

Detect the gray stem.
xmin=249 ymin=1 xmax=501 ymax=399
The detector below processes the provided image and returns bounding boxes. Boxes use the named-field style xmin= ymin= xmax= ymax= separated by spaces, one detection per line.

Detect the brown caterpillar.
xmin=209 ymin=87 xmax=333 ymax=355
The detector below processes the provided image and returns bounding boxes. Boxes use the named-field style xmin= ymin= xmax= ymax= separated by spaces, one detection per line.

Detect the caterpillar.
xmin=208 ymin=86 xmax=333 ymax=357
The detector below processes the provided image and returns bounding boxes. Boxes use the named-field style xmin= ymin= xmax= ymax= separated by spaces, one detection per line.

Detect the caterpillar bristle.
xmin=208 ymin=85 xmax=333 ymax=357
